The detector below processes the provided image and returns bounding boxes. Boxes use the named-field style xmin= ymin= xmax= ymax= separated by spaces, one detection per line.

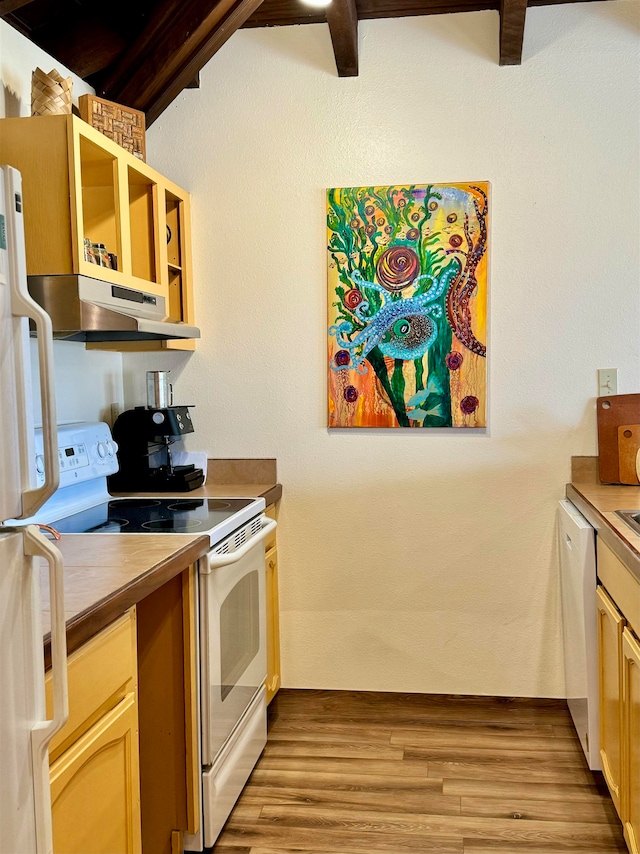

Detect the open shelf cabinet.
xmin=0 ymin=114 xmax=196 ymax=351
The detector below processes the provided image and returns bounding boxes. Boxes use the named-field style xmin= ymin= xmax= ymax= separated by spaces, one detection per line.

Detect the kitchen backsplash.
xmin=30 ymin=339 xmax=124 ymax=427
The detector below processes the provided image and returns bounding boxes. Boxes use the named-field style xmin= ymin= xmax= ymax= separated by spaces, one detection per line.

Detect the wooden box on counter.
xmin=597 ymin=394 xmax=640 ymax=486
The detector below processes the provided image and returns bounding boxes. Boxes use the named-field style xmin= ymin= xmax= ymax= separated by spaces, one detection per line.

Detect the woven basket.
xmin=31 ymin=68 xmax=72 ymax=116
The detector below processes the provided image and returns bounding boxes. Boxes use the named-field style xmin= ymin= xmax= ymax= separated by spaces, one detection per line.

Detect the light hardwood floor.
xmin=210 ymin=689 xmax=627 ymax=854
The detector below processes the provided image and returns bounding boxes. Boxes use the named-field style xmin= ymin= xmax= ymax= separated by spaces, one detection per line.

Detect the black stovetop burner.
xmin=52 ymin=497 xmax=256 ymax=535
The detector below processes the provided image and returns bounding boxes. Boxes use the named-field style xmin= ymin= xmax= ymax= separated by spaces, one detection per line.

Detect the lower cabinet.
xmin=265 ymin=544 xmax=281 ymax=704
xmin=45 ymin=608 xmax=142 ymax=854
xmin=596 ymin=537 xmax=640 ymax=853
xmin=622 ymin=628 xmax=640 ymax=854
xmin=50 ymin=694 xmax=141 ymax=854
xmin=265 ymin=503 xmax=281 ymax=704
xmin=597 ymin=584 xmax=625 ymax=815
xmin=46 ymin=567 xmax=200 ymax=854
xmin=136 ymin=567 xmax=200 ymax=854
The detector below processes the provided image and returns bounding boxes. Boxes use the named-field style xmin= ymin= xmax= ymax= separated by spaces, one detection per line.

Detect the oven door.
xmin=199 ymin=516 xmax=275 ymax=765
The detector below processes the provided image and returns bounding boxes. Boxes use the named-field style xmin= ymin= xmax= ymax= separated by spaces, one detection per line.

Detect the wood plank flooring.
xmin=209 ymin=689 xmax=627 ymax=854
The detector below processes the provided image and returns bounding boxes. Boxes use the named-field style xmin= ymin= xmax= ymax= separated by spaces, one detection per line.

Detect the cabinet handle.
xmin=268 ymin=560 xmax=275 ymax=570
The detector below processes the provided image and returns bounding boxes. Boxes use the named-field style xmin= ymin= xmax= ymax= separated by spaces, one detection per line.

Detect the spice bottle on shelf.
xmin=83 ymin=238 xmax=97 ymax=264
xmin=92 ymin=243 xmax=112 ymax=268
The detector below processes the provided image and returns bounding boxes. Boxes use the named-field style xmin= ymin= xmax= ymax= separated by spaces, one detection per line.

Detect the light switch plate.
xmin=598 ymin=368 xmax=618 ymax=396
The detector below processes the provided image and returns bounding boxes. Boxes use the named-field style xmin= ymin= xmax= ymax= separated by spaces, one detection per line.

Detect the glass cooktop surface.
xmin=52 ymin=497 xmax=257 ymax=535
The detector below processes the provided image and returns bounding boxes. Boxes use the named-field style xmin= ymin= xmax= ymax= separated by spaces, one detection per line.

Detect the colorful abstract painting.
xmin=328 ymin=183 xmax=489 ymax=428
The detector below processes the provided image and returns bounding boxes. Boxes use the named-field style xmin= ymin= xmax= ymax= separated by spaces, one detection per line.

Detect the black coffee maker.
xmin=108 ymin=406 xmax=205 ymax=492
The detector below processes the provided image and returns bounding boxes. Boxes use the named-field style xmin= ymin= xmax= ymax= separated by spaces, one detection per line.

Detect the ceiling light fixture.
xmin=300 ymin=0 xmax=333 ymax=7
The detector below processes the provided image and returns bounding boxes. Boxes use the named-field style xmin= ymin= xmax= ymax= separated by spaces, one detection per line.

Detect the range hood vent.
xmin=27 ymin=275 xmax=200 ymax=342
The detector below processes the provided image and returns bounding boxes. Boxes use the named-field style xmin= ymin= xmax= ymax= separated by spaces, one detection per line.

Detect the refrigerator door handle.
xmin=4 ymin=166 xmax=59 ymax=519
xmin=11 ymin=289 xmax=58 ymax=518
xmin=23 ymin=525 xmax=68 ymax=854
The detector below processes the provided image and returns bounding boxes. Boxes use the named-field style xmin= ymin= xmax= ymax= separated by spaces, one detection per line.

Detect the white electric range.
xmin=19 ymin=421 xmax=275 ymax=851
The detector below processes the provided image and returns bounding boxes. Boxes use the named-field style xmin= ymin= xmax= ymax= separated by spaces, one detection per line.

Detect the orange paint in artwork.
xmin=328 ymin=344 xmax=397 ymax=427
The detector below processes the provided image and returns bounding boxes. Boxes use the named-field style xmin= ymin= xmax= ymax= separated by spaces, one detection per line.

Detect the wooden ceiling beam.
xmin=499 ymin=0 xmax=527 ymax=64
xmin=245 ymin=0 xmax=500 ymax=27
xmin=327 ymin=0 xmax=359 ymax=77
xmin=0 ymin=0 xmax=35 ymax=16
xmin=37 ymin=20 xmax=127 ymax=79
xmin=97 ymin=0 xmax=264 ymax=126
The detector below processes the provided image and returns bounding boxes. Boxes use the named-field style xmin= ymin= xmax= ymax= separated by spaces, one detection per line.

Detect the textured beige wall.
xmin=0 ymin=21 xmax=124 ymax=426
xmin=0 ymin=19 xmax=94 ymax=118
xmin=125 ymin=4 xmax=640 ymax=696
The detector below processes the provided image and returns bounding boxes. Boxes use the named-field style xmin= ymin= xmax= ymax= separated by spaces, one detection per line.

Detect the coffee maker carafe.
xmin=108 ymin=405 xmax=205 ymax=492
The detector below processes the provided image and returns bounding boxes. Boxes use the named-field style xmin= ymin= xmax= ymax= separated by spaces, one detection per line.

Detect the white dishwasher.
xmin=557 ymin=499 xmax=600 ymax=770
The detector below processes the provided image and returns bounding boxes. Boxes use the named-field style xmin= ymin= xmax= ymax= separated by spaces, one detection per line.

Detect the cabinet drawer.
xmin=597 ymin=539 xmax=640 ymax=637
xmin=47 ymin=609 xmax=137 ymax=761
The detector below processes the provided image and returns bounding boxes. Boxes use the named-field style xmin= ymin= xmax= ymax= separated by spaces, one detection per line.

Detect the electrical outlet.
xmin=598 ymin=368 xmax=618 ymax=397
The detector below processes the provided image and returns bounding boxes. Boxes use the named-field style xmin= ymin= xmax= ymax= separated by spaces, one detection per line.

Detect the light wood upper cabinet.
xmin=0 ymin=115 xmax=195 ymax=351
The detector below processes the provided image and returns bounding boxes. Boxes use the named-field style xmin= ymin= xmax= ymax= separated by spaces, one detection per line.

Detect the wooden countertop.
xmin=42 ymin=533 xmax=210 ymax=666
xmin=567 ymin=479 xmax=640 ymax=584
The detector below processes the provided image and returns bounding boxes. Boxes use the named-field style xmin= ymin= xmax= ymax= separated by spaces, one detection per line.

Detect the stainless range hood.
xmin=27 ymin=275 xmax=201 ymax=342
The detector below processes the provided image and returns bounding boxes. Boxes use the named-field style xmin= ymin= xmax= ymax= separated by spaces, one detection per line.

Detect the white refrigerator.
xmin=0 ymin=165 xmax=68 ymax=854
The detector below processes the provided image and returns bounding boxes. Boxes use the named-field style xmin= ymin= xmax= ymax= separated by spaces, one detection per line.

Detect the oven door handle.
xmin=206 ymin=518 xmax=277 ymax=570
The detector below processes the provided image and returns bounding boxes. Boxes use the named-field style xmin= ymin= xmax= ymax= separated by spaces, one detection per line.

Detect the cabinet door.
xmin=50 ymin=693 xmax=142 ymax=854
xmin=623 ymin=628 xmax=640 ymax=854
xmin=46 ymin=609 xmax=137 ymax=762
xmin=265 ymin=545 xmax=281 ymax=704
xmin=597 ymin=585 xmax=625 ymax=816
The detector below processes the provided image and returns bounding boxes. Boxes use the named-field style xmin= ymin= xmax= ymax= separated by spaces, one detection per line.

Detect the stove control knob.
xmin=35 ymin=454 xmax=45 ymax=474
xmin=152 ymin=412 xmax=165 ymax=425
xmin=97 ymin=442 xmax=107 ymax=459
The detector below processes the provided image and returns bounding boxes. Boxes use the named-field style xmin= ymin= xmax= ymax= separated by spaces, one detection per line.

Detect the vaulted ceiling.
xmin=1 ymin=0 xmax=601 ymax=125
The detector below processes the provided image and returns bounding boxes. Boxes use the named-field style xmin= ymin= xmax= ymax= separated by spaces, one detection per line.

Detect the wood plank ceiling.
xmin=1 ymin=0 xmax=603 ymax=124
